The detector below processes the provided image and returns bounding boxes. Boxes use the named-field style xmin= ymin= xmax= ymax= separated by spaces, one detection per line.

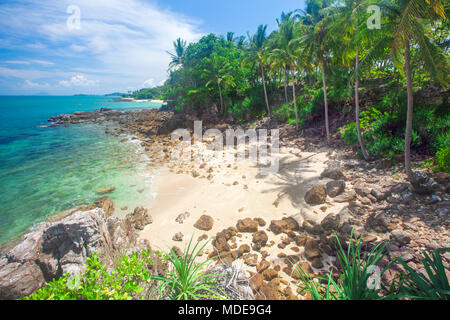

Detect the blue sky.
xmin=0 ymin=0 xmax=306 ymax=95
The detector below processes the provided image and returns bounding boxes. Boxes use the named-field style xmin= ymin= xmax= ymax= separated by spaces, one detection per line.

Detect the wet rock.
xmin=94 ymin=196 xmax=115 ymax=217
xmin=305 ymin=185 xmax=327 ymax=205
xmin=194 ymin=215 xmax=214 ymax=231
xmin=326 ymin=181 xmax=346 ymax=197
xmin=236 ymin=218 xmax=258 ymax=233
xmin=94 ymin=186 xmax=116 ymax=195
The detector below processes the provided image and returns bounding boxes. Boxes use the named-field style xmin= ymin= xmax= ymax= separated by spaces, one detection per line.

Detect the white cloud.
xmin=142 ymin=78 xmax=155 ymax=88
xmin=25 ymin=79 xmax=50 ymax=88
xmin=0 ymin=0 xmax=204 ymax=94
xmin=59 ymin=75 xmax=99 ymax=87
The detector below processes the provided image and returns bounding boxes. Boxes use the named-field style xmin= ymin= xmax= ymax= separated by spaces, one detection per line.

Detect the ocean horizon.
xmin=0 ymin=95 xmax=162 ymax=244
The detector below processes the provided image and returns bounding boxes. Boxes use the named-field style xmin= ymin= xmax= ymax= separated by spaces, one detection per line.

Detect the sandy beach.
xmin=138 ymin=141 xmax=350 ymax=294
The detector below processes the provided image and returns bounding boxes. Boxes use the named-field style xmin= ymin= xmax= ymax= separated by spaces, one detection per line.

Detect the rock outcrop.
xmin=0 ymin=205 xmax=150 ymax=300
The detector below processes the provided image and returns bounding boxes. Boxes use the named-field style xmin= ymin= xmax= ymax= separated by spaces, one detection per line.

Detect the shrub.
xmin=394 ymin=248 xmax=450 ymax=300
xmin=25 ymin=250 xmax=154 ymax=300
xmin=435 ymin=145 xmax=450 ymax=173
xmin=152 ymin=237 xmax=228 ymax=300
xmin=294 ymin=230 xmax=393 ymax=300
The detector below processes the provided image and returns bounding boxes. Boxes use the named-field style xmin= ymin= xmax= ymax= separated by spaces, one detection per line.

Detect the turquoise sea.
xmin=0 ymin=96 xmax=162 ymax=244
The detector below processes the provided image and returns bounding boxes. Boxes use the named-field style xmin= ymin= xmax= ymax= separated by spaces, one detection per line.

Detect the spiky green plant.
xmin=294 ymin=230 xmax=393 ymax=300
xmin=394 ymin=248 xmax=450 ymax=300
xmin=152 ymin=237 xmax=228 ymax=300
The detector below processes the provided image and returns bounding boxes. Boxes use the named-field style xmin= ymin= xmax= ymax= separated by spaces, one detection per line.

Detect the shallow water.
xmin=0 ymin=96 xmax=161 ymax=243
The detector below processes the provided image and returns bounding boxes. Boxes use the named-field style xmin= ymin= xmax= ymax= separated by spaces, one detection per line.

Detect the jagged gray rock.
xmin=0 ymin=207 xmax=149 ymax=300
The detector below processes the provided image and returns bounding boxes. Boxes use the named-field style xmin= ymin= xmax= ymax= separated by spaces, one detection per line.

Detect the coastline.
xmin=4 ymin=106 xmax=448 ymax=300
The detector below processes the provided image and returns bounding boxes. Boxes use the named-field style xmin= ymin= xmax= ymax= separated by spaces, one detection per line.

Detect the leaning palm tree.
xmin=364 ymin=0 xmax=448 ymax=191
xmin=167 ymin=38 xmax=187 ymax=71
xmin=244 ymin=25 xmax=272 ymax=118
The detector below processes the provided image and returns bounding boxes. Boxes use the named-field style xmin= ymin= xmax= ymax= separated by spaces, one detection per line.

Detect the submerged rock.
xmin=94 ymin=186 xmax=116 ymax=195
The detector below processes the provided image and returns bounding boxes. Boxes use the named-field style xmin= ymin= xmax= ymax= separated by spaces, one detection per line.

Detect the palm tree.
xmin=299 ymin=0 xmax=335 ymax=142
xmin=167 ymin=38 xmax=187 ymax=71
xmin=365 ymin=0 xmax=448 ymax=191
xmin=202 ymin=53 xmax=236 ymax=115
xmin=226 ymin=32 xmax=235 ymax=42
xmin=244 ymin=25 xmax=272 ymax=118
xmin=326 ymin=0 xmax=371 ymax=160
xmin=268 ymin=12 xmax=301 ymax=129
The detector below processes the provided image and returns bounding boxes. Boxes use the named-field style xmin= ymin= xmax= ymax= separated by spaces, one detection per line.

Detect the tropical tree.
xmin=244 ymin=25 xmax=272 ymax=118
xmin=326 ymin=0 xmax=372 ymax=160
xmin=268 ymin=12 xmax=301 ymax=129
xmin=365 ymin=0 xmax=448 ymax=191
xmin=202 ymin=52 xmax=236 ymax=115
xmin=167 ymin=38 xmax=187 ymax=71
xmin=299 ymin=0 xmax=335 ymax=141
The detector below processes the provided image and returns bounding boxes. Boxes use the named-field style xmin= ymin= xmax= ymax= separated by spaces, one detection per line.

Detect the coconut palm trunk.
xmin=218 ymin=81 xmax=225 ymax=115
xmin=291 ymin=65 xmax=299 ymax=131
xmin=355 ymin=51 xmax=370 ymax=161
xmin=321 ymin=58 xmax=330 ymax=142
xmin=284 ymin=67 xmax=289 ymax=103
xmin=259 ymin=62 xmax=271 ymax=118
xmin=404 ymin=40 xmax=419 ymax=188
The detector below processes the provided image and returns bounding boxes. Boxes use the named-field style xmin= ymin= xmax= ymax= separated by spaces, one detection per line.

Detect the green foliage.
xmin=131 ymin=86 xmax=164 ymax=100
xmin=25 ymin=250 xmax=154 ymax=300
xmin=152 ymin=237 xmax=228 ymax=300
xmin=435 ymin=145 xmax=450 ymax=173
xmin=295 ymin=230 xmax=392 ymax=300
xmin=394 ymin=248 xmax=450 ymax=300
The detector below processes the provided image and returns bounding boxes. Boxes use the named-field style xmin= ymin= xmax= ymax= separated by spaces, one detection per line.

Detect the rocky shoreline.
xmin=1 ymin=107 xmax=448 ymax=300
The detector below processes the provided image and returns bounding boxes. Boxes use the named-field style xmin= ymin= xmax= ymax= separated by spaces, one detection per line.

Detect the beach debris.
xmin=175 ymin=211 xmax=190 ymax=224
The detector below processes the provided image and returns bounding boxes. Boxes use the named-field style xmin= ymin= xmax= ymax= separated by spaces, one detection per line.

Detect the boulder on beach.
xmin=194 ymin=215 xmax=214 ymax=231
xmin=304 ymin=185 xmax=327 ymax=205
